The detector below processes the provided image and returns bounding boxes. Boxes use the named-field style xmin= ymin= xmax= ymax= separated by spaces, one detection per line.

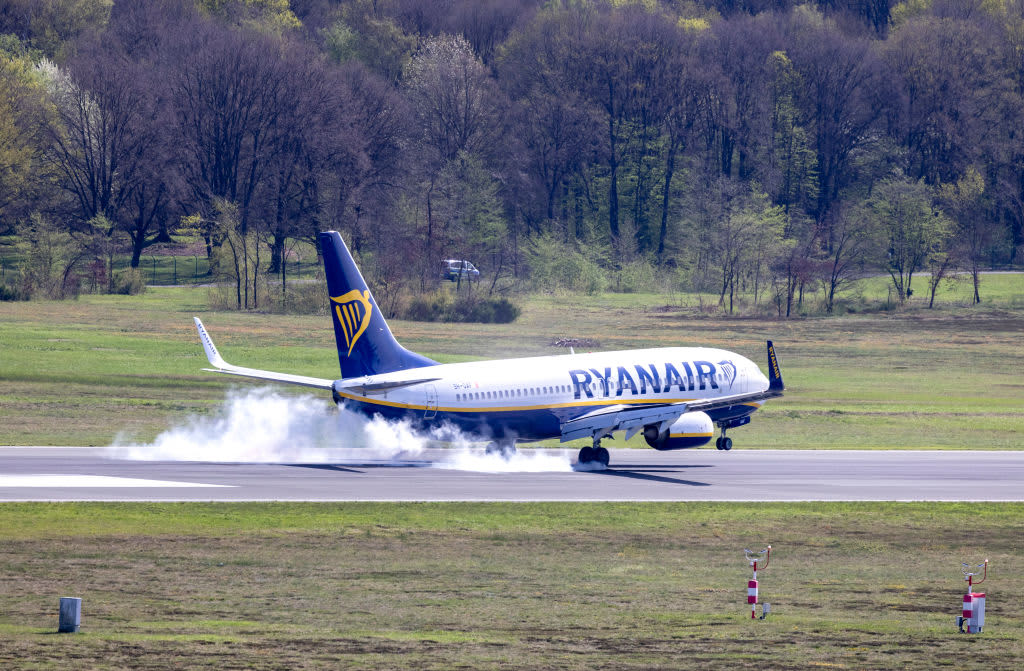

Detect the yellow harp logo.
xmin=330 ymin=290 xmax=373 ymax=357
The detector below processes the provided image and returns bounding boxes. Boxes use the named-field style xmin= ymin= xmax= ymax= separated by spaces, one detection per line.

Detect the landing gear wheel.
xmin=578 ymin=446 xmax=594 ymax=463
xmin=594 ymin=447 xmax=610 ymax=466
xmin=715 ymin=437 xmax=724 ymax=450
xmin=722 ymin=437 xmax=733 ymax=451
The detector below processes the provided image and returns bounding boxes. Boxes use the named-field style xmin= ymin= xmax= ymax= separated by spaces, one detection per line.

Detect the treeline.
xmin=1 ymin=0 xmax=1021 ymax=314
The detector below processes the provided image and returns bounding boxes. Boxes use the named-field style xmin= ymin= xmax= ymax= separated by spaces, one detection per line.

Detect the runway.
xmin=2 ymin=447 xmax=1023 ymax=501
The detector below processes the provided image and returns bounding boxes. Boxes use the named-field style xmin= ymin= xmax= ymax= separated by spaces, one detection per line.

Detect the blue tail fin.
xmin=320 ymin=231 xmax=437 ymax=378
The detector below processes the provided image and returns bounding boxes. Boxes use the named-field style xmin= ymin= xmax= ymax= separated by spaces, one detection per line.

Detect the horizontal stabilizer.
xmin=194 ymin=317 xmax=334 ymax=390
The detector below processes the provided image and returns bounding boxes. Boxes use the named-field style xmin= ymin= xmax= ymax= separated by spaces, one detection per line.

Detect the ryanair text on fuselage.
xmin=569 ymin=360 xmax=735 ymax=399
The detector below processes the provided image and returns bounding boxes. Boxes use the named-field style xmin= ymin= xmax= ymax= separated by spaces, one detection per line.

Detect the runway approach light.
xmin=58 ymin=597 xmax=81 ymax=633
xmin=958 ymin=560 xmax=988 ymax=634
xmin=744 ymin=546 xmax=771 ymax=620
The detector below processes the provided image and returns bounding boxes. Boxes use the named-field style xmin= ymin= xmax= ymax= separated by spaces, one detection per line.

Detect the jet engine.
xmin=643 ymin=411 xmax=714 ymax=450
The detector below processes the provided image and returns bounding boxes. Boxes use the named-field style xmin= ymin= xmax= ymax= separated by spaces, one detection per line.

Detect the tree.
xmin=818 ymin=203 xmax=872 ymax=314
xmin=766 ymin=49 xmax=818 ymax=214
xmin=195 ymin=0 xmax=300 ymax=35
xmin=404 ymin=33 xmax=506 ymax=284
xmin=496 ymin=8 xmax=601 ymax=234
xmin=404 ymin=34 xmax=504 ymax=166
xmin=885 ymin=15 xmax=1016 ymax=186
xmin=171 ymin=21 xmax=296 ymax=306
xmin=0 ymin=0 xmax=112 ymax=59
xmin=322 ymin=2 xmax=416 ymax=83
xmin=788 ymin=8 xmax=889 ymax=226
xmin=939 ymin=166 xmax=995 ymax=304
xmin=864 ymin=177 xmax=953 ymax=303
xmin=0 ymin=52 xmax=51 ymax=227
xmin=692 ymin=177 xmax=786 ymax=314
xmin=39 ymin=48 xmax=162 ymax=246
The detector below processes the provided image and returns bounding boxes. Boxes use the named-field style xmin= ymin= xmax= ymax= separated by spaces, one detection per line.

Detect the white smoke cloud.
xmin=108 ymin=387 xmax=574 ymax=473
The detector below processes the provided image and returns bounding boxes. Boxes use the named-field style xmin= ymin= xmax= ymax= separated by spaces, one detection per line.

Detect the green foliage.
xmin=768 ymin=50 xmax=818 ymax=212
xmin=111 ymin=267 xmax=145 ymax=295
xmin=456 ymin=296 xmax=520 ymax=323
xmin=263 ymin=277 xmax=329 ymax=315
xmin=862 ymin=177 xmax=953 ymax=302
xmin=322 ymin=20 xmax=360 ymax=63
xmin=0 ymin=282 xmax=28 ymax=301
xmin=7 ymin=0 xmax=112 ymax=59
xmin=14 ymin=212 xmax=84 ymax=299
xmin=442 ymin=152 xmax=508 ymax=254
xmin=197 ymin=0 xmax=301 ymax=35
xmin=402 ymin=291 xmax=520 ymax=324
xmin=890 ymin=0 xmax=933 ymax=29
xmin=403 ymin=290 xmax=452 ymax=321
xmin=322 ymin=6 xmax=414 ymax=82
xmin=614 ymin=259 xmax=660 ymax=293
xmin=0 ymin=53 xmax=51 ymax=220
xmin=526 ymin=233 xmax=609 ymax=295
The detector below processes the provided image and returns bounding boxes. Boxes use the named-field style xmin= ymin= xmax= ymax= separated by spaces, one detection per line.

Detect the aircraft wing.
xmin=560 ymin=403 xmax=686 ymax=443
xmin=334 ymin=377 xmax=442 ymax=395
xmin=559 ymin=341 xmax=785 ymax=443
xmin=194 ymin=317 xmax=335 ymax=390
xmin=558 ymin=389 xmax=777 ymax=444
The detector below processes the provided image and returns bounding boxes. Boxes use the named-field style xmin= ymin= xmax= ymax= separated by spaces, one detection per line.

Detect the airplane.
xmin=193 ymin=231 xmax=785 ymax=466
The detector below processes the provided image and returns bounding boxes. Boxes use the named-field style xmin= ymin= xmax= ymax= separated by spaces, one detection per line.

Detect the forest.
xmin=1 ymin=0 xmax=1022 ymax=316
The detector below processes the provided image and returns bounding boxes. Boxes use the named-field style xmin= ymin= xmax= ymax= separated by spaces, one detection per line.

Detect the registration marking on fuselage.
xmin=0 ymin=475 xmax=233 ymax=488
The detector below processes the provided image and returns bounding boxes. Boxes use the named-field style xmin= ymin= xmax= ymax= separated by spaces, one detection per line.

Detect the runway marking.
xmin=0 ymin=475 xmax=233 ymax=488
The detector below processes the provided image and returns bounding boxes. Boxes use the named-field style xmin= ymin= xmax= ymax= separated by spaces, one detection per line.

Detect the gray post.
xmin=58 ymin=597 xmax=81 ymax=633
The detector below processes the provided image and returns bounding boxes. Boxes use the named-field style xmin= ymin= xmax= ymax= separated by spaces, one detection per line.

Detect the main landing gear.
xmin=485 ymin=440 xmax=517 ymax=457
xmin=715 ymin=425 xmax=733 ymax=451
xmin=577 ymin=437 xmax=610 ymax=466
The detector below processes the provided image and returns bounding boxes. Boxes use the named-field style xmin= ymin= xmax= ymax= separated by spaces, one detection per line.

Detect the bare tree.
xmin=818 ymin=203 xmax=872 ymax=313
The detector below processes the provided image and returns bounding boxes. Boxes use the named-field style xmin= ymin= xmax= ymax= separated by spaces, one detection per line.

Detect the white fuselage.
xmin=332 ymin=347 xmax=770 ymax=440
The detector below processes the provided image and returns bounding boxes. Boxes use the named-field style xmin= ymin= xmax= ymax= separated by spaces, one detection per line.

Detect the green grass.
xmin=0 ymin=502 xmax=1021 ymax=669
xmin=1 ymin=276 xmax=1023 ymax=447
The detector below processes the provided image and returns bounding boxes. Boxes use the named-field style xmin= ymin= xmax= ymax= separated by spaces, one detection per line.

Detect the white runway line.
xmin=0 ymin=475 xmax=233 ymax=488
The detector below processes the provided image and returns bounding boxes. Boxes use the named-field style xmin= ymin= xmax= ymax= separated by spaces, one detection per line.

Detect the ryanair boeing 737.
xmin=193 ymin=231 xmax=784 ymax=466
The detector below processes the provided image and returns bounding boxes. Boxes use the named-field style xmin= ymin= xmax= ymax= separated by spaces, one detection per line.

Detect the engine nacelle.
xmin=643 ymin=411 xmax=714 ymax=450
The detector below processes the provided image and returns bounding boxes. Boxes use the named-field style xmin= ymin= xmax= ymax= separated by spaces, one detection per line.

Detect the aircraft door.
xmin=424 ymin=384 xmax=438 ymax=419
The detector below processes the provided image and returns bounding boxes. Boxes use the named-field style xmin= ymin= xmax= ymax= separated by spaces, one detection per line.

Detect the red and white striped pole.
xmin=744 ymin=546 xmax=771 ymax=619
xmin=960 ymin=560 xmax=988 ymax=634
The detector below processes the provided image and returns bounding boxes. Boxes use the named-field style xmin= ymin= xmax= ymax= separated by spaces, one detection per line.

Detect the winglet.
xmin=766 ymin=340 xmax=784 ymax=392
xmin=191 ymin=317 xmax=334 ymax=389
xmin=194 ymin=317 xmax=227 ymax=369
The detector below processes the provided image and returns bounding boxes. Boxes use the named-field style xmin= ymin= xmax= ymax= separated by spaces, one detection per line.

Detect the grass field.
xmin=1 ymin=275 xmax=1023 ymax=448
xmin=0 ymin=502 xmax=1021 ymax=670
xmin=2 ymin=280 xmax=1022 ymax=669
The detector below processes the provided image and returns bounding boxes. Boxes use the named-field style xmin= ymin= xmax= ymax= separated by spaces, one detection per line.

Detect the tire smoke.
xmin=108 ymin=387 xmax=573 ymax=472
